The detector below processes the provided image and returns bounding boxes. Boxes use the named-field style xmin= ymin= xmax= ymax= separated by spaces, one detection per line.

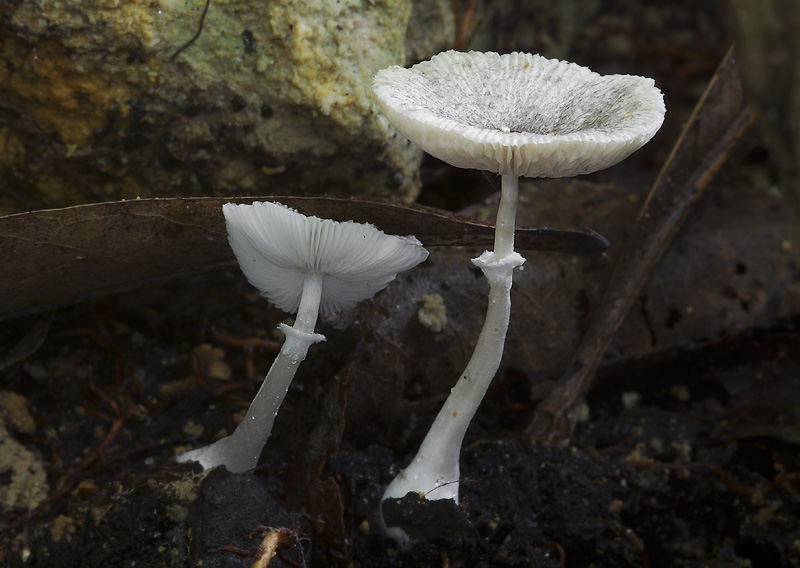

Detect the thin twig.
xmin=631 ymin=460 xmax=798 ymax=496
xmin=170 ymin=0 xmax=211 ymax=61
xmin=524 ymin=46 xmax=757 ymax=447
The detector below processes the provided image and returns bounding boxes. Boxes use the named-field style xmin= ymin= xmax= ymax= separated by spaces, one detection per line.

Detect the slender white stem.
xmin=295 ymin=272 xmax=324 ymax=333
xmin=494 ymin=174 xmax=520 ymax=260
xmin=380 ymin=253 xmax=523 ymax=504
xmin=177 ymin=272 xmax=325 ymax=473
xmin=380 ymin=175 xmax=525 ymax=541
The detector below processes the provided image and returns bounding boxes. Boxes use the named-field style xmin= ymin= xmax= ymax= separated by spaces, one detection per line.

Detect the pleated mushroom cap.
xmin=223 ymin=201 xmax=429 ymax=315
xmin=373 ymin=50 xmax=666 ymax=178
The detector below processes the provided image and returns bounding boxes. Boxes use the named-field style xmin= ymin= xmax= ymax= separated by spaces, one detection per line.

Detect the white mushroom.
xmin=374 ymin=50 xmax=665 ymax=261
xmin=373 ymin=50 xmax=665 ymax=540
xmin=178 ymin=201 xmax=428 ymax=473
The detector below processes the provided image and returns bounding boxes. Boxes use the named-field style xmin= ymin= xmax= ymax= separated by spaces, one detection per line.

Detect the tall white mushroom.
xmin=178 ymin=201 xmax=429 ymax=473
xmin=373 ymin=50 xmax=665 ymax=537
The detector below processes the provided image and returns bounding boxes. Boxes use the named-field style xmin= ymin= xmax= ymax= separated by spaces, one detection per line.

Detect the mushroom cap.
xmin=223 ymin=201 xmax=429 ymax=315
xmin=373 ymin=50 xmax=666 ymax=178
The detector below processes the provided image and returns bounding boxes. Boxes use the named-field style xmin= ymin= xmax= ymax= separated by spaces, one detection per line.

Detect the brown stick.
xmin=524 ymin=46 xmax=757 ymax=447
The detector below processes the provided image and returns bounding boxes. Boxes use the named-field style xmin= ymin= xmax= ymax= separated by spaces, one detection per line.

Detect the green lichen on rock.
xmin=0 ymin=0 xmax=451 ymax=214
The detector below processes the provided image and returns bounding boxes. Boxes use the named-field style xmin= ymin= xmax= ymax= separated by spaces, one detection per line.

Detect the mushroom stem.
xmin=380 ymin=211 xmax=525 ymax=542
xmin=294 ymin=271 xmax=324 ymax=334
xmin=381 ymin=251 xmax=523 ymax=503
xmin=381 ymin=175 xmax=524 ymax=506
xmin=176 ymin=273 xmax=325 ymax=473
xmin=493 ymin=173 xmax=520 ymax=260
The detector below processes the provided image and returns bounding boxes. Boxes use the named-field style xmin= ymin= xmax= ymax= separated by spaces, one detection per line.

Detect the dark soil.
xmin=1 ymin=271 xmax=798 ymax=568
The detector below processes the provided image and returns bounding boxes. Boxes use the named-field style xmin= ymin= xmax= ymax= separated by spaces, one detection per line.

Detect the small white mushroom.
xmin=178 ymin=201 xmax=428 ymax=473
xmin=373 ymin=50 xmax=665 ymax=541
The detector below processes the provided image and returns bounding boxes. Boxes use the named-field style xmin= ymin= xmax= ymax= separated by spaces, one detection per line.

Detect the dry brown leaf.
xmin=0 ymin=196 xmax=607 ymax=320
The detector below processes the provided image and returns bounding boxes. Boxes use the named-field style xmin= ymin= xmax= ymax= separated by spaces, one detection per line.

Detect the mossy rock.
xmin=0 ymin=0 xmax=455 ymax=215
